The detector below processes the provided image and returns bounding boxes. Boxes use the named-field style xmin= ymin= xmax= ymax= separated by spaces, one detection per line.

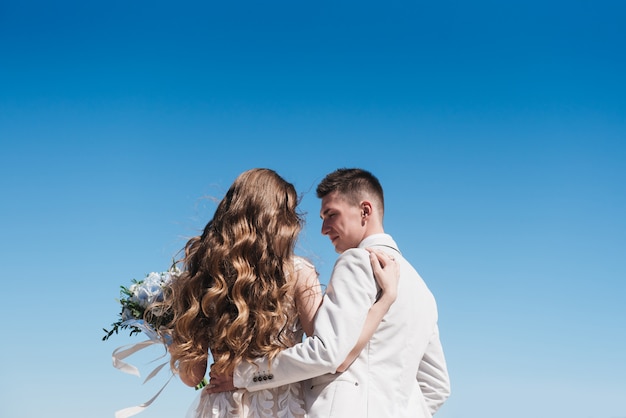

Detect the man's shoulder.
xmin=336 ymin=247 xmax=370 ymax=265
xmin=330 ymin=248 xmax=376 ymax=291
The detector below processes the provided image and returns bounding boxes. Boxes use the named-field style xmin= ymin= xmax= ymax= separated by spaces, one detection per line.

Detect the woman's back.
xmin=187 ymin=256 xmax=321 ymax=418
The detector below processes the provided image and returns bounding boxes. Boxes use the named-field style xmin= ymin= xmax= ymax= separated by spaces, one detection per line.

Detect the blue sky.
xmin=1 ymin=1 xmax=625 ymax=417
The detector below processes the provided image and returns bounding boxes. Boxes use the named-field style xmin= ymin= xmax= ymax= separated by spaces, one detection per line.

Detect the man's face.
xmin=320 ymin=191 xmax=365 ymax=253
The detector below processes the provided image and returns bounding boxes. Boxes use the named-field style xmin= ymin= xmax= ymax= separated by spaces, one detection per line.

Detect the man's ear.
xmin=361 ymin=201 xmax=373 ymax=218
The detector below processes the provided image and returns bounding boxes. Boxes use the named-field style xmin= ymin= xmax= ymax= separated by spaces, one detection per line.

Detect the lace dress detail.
xmin=187 ymin=383 xmax=306 ymax=418
xmin=187 ymin=257 xmax=311 ymax=418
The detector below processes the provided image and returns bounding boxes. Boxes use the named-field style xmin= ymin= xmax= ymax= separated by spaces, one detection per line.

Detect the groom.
xmin=211 ymin=168 xmax=451 ymax=417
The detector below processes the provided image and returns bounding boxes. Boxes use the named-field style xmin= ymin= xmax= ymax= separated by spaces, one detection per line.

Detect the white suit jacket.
xmin=234 ymin=234 xmax=451 ymax=417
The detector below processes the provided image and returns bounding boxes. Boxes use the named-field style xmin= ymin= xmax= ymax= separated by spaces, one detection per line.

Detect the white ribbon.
xmin=111 ymin=320 xmax=175 ymax=418
xmin=114 ymin=372 xmax=175 ymax=418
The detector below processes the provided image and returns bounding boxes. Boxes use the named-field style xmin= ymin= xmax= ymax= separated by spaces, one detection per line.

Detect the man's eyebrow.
xmin=320 ymin=208 xmax=332 ymax=218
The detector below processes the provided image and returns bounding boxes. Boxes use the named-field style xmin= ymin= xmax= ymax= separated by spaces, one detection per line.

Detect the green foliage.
xmin=102 ymin=281 xmax=146 ymax=341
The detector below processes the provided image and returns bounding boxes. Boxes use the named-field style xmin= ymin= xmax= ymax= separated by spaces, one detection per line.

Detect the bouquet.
xmin=103 ymin=269 xmax=177 ymax=342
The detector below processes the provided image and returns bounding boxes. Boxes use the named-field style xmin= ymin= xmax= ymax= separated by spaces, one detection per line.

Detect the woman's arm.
xmin=169 ymin=342 xmax=208 ymax=388
xmin=293 ymin=258 xmax=323 ymax=337
xmin=179 ymin=359 xmax=208 ymax=387
xmin=336 ymin=249 xmax=399 ymax=372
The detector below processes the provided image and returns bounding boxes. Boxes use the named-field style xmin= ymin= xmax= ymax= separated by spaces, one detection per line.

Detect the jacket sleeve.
xmin=417 ymin=324 xmax=451 ymax=414
xmin=234 ymin=249 xmax=377 ymax=391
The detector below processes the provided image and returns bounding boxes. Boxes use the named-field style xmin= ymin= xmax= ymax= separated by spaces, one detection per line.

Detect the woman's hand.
xmin=367 ymin=248 xmax=400 ymax=303
xmin=203 ymin=370 xmax=236 ymax=394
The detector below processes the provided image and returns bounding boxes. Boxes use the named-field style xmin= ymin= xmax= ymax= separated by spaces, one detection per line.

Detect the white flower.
xmin=128 ymin=272 xmax=172 ymax=309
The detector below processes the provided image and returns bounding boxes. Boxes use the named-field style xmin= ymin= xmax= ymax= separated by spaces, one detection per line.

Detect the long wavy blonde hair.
xmin=162 ymin=168 xmax=303 ymax=377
